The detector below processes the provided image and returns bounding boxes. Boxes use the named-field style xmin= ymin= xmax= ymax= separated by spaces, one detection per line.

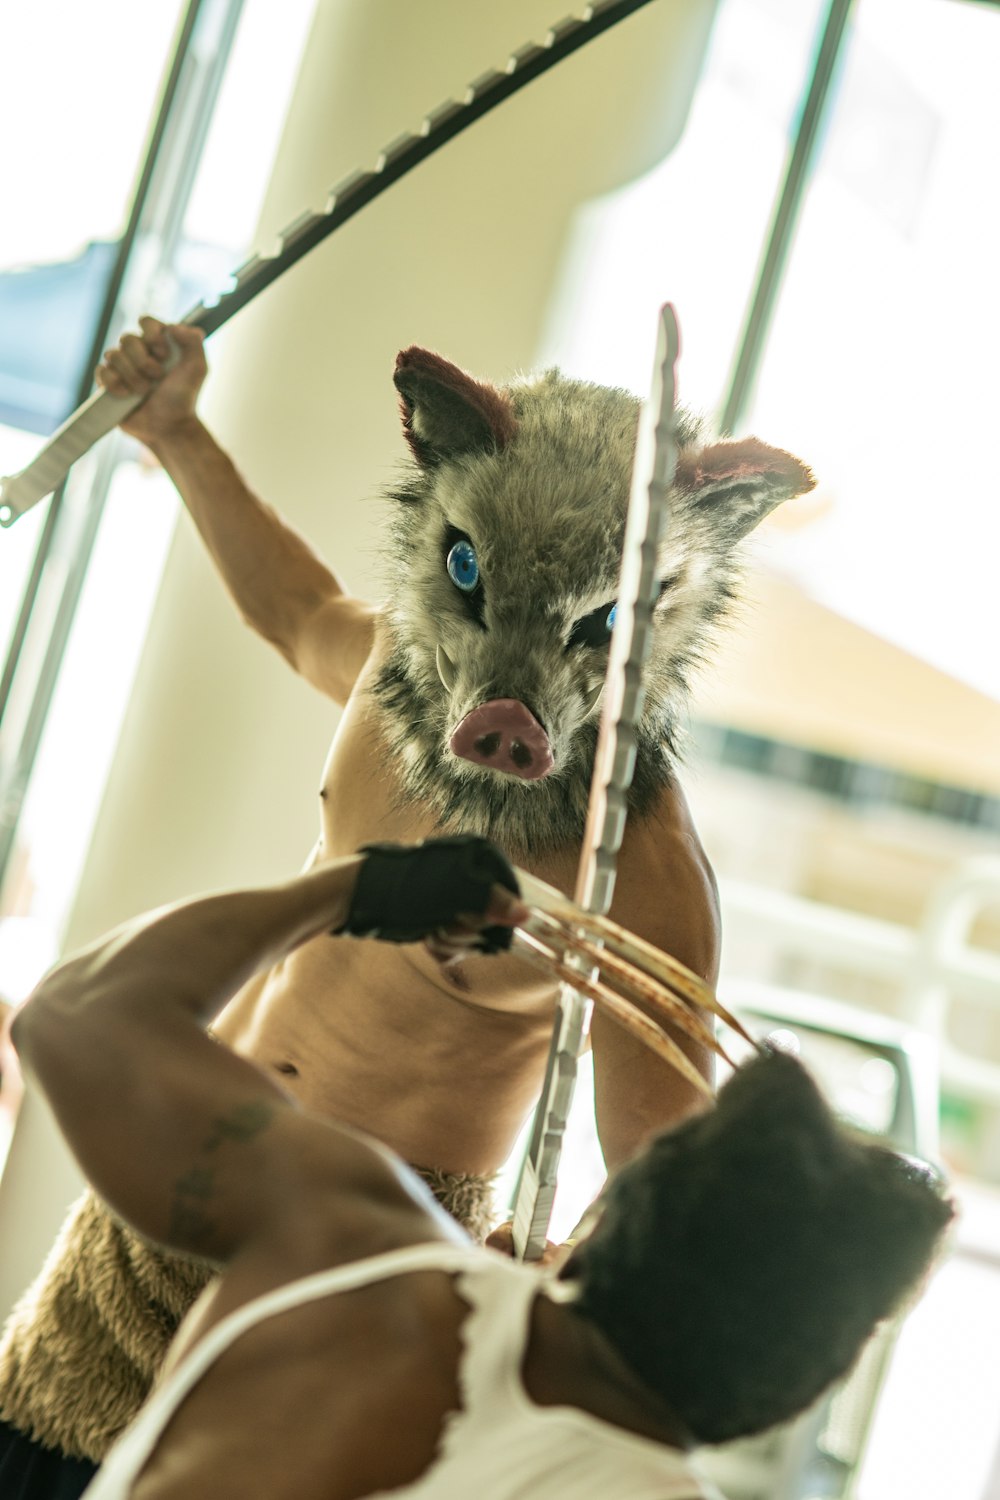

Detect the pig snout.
xmin=449 ymin=699 xmax=554 ymax=780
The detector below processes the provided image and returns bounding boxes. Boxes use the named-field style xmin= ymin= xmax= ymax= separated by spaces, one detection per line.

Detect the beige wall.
xmin=695 ymin=571 xmax=1000 ymax=797
xmin=0 ymin=0 xmax=717 ymax=1317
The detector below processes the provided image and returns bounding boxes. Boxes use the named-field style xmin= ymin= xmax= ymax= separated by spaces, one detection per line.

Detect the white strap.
xmin=89 ymin=1241 xmax=479 ymax=1495
xmin=170 ymin=1241 xmax=477 ymax=1390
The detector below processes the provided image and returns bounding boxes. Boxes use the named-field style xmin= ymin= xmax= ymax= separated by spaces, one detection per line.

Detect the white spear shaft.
xmin=512 ymin=303 xmax=681 ymax=1260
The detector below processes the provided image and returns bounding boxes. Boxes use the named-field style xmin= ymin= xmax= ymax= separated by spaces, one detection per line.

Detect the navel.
xmin=446 ymin=964 xmax=470 ymax=993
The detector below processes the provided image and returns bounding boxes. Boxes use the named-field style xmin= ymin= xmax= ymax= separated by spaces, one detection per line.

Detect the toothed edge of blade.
xmin=325 ymin=168 xmax=377 ymax=209
xmin=576 ymin=310 xmax=679 ymax=907
xmin=377 ymin=132 xmax=421 ymax=170
xmin=508 ymin=41 xmax=548 ymax=71
xmin=279 ymin=210 xmax=327 ymax=253
xmin=466 ymin=68 xmax=506 ymax=102
xmin=422 ymin=98 xmax=464 ymax=135
xmin=547 ymin=16 xmax=581 ymax=44
xmin=1 ymin=3 xmax=648 ymax=541
xmin=231 ymin=253 xmax=277 ymax=288
xmin=611 ymin=726 xmax=637 ymax=785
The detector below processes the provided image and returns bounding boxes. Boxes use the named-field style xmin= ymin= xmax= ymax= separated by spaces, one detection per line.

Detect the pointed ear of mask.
xmin=393 ymin=347 xmax=517 ymax=466
xmin=675 ymin=436 xmax=816 ymax=542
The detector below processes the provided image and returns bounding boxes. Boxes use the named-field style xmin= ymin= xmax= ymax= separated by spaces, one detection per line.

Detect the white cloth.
xmin=83 ymin=1241 xmax=715 ymax=1499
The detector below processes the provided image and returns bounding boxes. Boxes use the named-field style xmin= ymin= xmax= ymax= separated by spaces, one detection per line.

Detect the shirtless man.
xmin=101 ymin=319 xmax=720 ymax=1174
xmin=0 ymin=319 xmax=724 ymax=1490
xmin=9 ymin=836 xmax=951 ymax=1500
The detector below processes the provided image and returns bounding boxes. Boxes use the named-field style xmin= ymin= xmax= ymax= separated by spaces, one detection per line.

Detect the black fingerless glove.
xmin=337 ymin=835 xmax=520 ymax=952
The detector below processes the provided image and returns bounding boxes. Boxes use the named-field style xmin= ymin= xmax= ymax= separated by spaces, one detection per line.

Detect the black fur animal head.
xmin=563 ymin=1048 xmax=953 ymax=1444
xmin=373 ymin=347 xmax=814 ymax=858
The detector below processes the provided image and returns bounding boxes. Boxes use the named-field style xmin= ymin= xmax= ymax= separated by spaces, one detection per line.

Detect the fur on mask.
xmin=374 ymin=347 xmax=814 ymax=858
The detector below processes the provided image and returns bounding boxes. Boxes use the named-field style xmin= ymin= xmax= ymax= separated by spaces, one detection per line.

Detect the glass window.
xmin=744 ymin=0 xmax=1000 ymax=703
xmin=0 ymin=2 xmax=186 ymax=666
xmin=0 ymin=0 xmax=313 ymax=1036
xmin=536 ymin=7 xmax=1000 ymax=1495
xmin=540 ymin=0 xmax=827 ymax=410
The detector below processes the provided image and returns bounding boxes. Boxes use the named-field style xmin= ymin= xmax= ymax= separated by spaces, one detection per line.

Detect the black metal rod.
xmin=187 ymin=0 xmax=665 ymax=336
xmin=718 ymin=0 xmax=856 ymax=436
xmin=0 ymin=0 xmax=666 ymax=534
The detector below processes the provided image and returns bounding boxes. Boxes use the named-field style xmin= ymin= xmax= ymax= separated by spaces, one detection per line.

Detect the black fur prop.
xmin=564 ymin=1048 xmax=953 ymax=1444
xmin=338 ymin=835 xmax=519 ymax=950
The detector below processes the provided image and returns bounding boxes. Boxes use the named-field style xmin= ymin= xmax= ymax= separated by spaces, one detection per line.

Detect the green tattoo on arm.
xmin=204 ymin=1100 xmax=275 ymax=1151
xmin=167 ymin=1099 xmax=277 ymax=1255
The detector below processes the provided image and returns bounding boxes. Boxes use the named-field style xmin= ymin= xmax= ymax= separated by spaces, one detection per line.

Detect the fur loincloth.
xmin=0 ymin=1166 xmax=496 ymax=1463
xmin=413 ymin=1162 xmax=496 ymax=1243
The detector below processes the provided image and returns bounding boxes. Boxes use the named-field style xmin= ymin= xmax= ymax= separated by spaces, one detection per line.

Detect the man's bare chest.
xmin=317 ymin=688 xmax=437 ymax=854
xmin=213 ymin=933 xmax=556 ymax=1171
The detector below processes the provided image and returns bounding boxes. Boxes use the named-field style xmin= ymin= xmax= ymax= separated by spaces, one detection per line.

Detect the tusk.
xmin=583 ymin=681 xmax=603 ymax=714
xmin=436 ymin=644 xmax=457 ymax=693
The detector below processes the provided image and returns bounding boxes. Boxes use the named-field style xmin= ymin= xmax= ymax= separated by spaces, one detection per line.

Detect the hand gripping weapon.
xmin=0 ymin=0 xmax=661 ymax=529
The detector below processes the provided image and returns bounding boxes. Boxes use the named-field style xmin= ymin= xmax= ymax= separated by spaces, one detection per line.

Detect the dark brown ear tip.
xmin=390 ymin=347 xmax=518 ymax=458
xmin=394 ymin=347 xmax=425 ymax=391
xmin=394 ymin=346 xmax=448 ymax=379
xmin=771 ymin=448 xmax=817 ymax=496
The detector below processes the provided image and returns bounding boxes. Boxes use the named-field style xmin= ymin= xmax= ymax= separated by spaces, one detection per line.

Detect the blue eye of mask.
xmin=567 ymin=599 xmax=618 ymax=650
xmin=447 ymin=538 xmax=480 ymax=593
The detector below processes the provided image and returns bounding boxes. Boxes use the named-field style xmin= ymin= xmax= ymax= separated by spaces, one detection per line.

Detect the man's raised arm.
xmin=11 ymin=841 xmax=525 ymax=1264
xmin=98 ymin=317 xmax=377 ymax=705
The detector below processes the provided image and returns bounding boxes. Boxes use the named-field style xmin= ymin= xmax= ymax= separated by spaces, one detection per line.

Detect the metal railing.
xmin=720 ymin=856 xmax=1000 ymax=1103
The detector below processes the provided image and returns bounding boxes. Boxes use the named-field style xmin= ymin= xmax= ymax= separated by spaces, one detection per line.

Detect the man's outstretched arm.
xmin=11 ymin=845 xmax=525 ymax=1264
xmin=99 ymin=317 xmax=376 ymax=705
